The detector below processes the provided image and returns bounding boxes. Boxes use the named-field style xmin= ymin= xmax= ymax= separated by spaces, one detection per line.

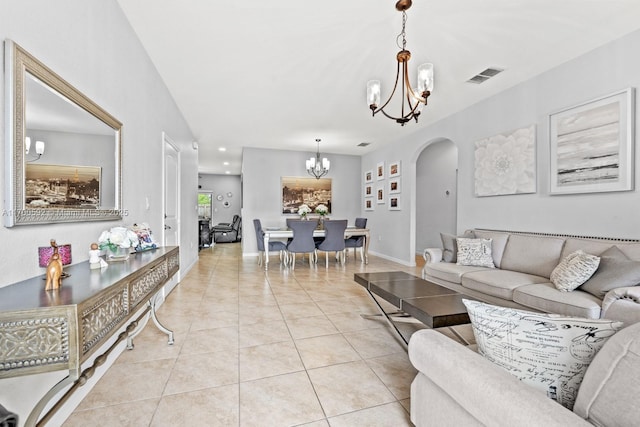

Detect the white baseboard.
xmin=368 ymin=250 xmax=416 ymax=267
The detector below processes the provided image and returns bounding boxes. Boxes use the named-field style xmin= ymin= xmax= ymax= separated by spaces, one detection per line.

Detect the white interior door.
xmin=163 ymin=133 xmax=180 ymax=292
xmin=162 ymin=132 xmax=180 ymax=299
xmin=163 ymin=133 xmax=180 ymax=246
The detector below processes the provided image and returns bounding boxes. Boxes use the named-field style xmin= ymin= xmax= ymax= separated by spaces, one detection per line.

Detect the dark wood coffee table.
xmin=354 ymin=271 xmax=473 ymax=346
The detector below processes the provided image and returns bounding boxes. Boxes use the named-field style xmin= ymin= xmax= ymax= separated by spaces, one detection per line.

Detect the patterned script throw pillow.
xmin=456 ymin=238 xmax=495 ymax=268
xmin=551 ymin=250 xmax=600 ymax=292
xmin=463 ymin=299 xmax=623 ymax=410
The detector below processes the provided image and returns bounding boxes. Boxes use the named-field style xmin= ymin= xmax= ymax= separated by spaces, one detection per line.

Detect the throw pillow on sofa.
xmin=456 ymin=237 xmax=495 ymax=268
xmin=550 ymin=250 xmax=600 ymax=292
xmin=579 ymin=245 xmax=640 ymax=297
xmin=462 ymin=299 xmax=623 ymax=410
xmin=440 ymin=230 xmax=475 ymax=262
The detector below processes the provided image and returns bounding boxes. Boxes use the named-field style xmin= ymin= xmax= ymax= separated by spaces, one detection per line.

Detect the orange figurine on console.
xmin=45 ymin=239 xmax=64 ymax=291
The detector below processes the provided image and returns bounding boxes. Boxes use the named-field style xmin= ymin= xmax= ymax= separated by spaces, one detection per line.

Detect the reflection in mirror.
xmin=4 ymin=40 xmax=122 ymax=226
xmin=26 ymin=73 xmax=116 ymax=209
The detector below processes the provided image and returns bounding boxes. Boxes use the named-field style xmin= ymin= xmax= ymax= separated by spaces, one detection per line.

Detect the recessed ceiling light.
xmin=225 ymin=171 xmax=230 ymax=174
xmin=219 ymin=147 xmax=226 ymax=152
xmin=223 ymin=161 xmax=230 ymax=166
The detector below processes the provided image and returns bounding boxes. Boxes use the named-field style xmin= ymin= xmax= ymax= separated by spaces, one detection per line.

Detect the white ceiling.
xmin=116 ymin=0 xmax=640 ymax=175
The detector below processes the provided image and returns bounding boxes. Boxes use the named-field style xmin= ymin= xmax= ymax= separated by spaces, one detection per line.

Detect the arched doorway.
xmin=415 ymin=139 xmax=458 ymax=258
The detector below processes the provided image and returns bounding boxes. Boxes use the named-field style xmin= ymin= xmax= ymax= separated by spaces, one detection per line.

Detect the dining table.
xmin=262 ymin=226 xmax=370 ymax=270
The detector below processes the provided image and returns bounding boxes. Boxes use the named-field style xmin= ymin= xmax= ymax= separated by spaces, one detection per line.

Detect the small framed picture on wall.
xmin=389 ymin=160 xmax=401 ymax=178
xmin=364 ymin=170 xmax=374 ymax=183
xmin=377 ymin=162 xmax=385 ymax=180
xmin=389 ymin=195 xmax=401 ymax=210
xmin=364 ymin=184 xmax=373 ymax=198
xmin=389 ymin=178 xmax=401 ymax=194
xmin=364 ymin=199 xmax=374 ymax=211
xmin=376 ymin=187 xmax=385 ymax=204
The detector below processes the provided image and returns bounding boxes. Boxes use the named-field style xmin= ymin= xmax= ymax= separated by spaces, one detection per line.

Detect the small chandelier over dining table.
xmin=306 ymin=138 xmax=330 ymax=179
xmin=367 ymin=0 xmax=434 ymax=126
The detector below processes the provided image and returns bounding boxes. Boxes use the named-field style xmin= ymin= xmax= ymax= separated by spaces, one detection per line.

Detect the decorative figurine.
xmin=89 ymin=242 xmax=102 ymax=269
xmin=45 ymin=239 xmax=63 ymax=291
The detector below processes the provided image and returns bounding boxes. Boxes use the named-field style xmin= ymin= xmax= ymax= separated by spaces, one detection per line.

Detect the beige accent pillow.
xmin=456 ymin=238 xmax=495 ymax=268
xmin=463 ymin=299 xmax=623 ymax=410
xmin=550 ymin=250 xmax=600 ymax=292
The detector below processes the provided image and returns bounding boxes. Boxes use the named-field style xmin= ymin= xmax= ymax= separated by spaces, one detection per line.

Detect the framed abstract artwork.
xmin=474 ymin=125 xmax=536 ymax=197
xmin=549 ymin=88 xmax=634 ymax=194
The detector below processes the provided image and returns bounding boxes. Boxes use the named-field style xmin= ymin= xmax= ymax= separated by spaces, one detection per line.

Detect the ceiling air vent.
xmin=467 ymin=67 xmax=504 ymax=84
xmin=357 ymin=142 xmax=371 ymax=147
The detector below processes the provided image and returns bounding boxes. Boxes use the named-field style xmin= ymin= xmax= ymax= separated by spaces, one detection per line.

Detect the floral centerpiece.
xmin=315 ymin=204 xmax=329 ymax=217
xmin=98 ymin=226 xmax=139 ymax=260
xmin=315 ymin=204 xmax=329 ymax=229
xmin=298 ymin=204 xmax=312 ymax=219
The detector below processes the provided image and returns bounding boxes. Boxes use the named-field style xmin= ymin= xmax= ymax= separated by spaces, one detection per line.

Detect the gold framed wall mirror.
xmin=4 ymin=40 xmax=123 ymax=227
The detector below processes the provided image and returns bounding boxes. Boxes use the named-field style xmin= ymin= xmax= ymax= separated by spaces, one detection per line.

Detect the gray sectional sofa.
xmin=422 ymin=229 xmax=640 ymax=324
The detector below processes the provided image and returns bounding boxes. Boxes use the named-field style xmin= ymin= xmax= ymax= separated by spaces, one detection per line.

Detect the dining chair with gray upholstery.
xmin=345 ymin=217 xmax=367 ymax=262
xmin=286 ymin=220 xmax=318 ymax=269
xmin=253 ymin=219 xmax=287 ymax=266
xmin=316 ymin=219 xmax=348 ymax=268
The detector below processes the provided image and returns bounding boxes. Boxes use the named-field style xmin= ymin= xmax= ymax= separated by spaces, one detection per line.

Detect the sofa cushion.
xmin=440 ymin=230 xmax=475 ymax=263
xmin=573 ymin=321 xmax=640 ymax=426
xmin=513 ymin=283 xmax=603 ymax=319
xmin=579 ymin=246 xmax=640 ymax=298
xmin=456 ymin=238 xmax=495 ymax=268
xmin=473 ymin=230 xmax=510 ymax=268
xmin=500 ymin=234 xmax=565 ymax=278
xmin=461 ymin=270 xmax=549 ymax=300
xmin=616 ymin=242 xmax=640 ymax=261
xmin=463 ymin=299 xmax=624 ymax=410
xmin=424 ymin=262 xmax=489 ymax=284
xmin=550 ymin=250 xmax=600 ymax=292
xmin=561 ymin=239 xmax=615 ymax=260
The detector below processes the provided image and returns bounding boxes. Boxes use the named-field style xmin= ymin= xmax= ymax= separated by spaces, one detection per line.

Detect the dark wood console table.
xmin=0 ymin=246 xmax=180 ymax=426
xmin=354 ymin=271 xmax=472 ymax=348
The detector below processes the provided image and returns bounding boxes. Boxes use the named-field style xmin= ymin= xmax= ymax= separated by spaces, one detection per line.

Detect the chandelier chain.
xmin=397 ymin=11 xmax=408 ymax=51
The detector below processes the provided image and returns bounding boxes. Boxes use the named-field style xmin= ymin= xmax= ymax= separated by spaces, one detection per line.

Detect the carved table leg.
xmin=25 ymin=373 xmax=77 ymax=427
xmin=126 ymin=292 xmax=174 ymax=348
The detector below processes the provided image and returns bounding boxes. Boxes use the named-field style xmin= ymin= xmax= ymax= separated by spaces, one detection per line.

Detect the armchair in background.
xmin=211 ymin=215 xmax=242 ymax=243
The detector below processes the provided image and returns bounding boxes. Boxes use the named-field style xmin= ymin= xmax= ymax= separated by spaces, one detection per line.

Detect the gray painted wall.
xmin=0 ymin=0 xmax=198 ymax=423
xmin=363 ymin=27 xmax=640 ymax=265
xmin=199 ymin=173 xmax=242 ymax=225
xmin=416 ymin=140 xmax=458 ymax=254
xmin=241 ymin=147 xmax=361 ymax=255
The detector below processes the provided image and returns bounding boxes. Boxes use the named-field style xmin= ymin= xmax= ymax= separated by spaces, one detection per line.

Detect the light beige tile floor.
xmin=64 ymin=243 xmax=431 ymax=426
